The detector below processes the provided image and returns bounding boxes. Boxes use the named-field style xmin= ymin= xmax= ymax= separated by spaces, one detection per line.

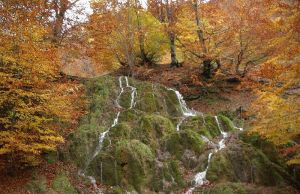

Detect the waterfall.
xmin=186 ymin=153 xmax=213 ymax=194
xmin=116 ymin=76 xmax=137 ymax=109
xmin=116 ymin=76 xmax=125 ymax=108
xmin=80 ymin=76 xmax=137 ymax=193
xmin=167 ymin=88 xmax=197 ymax=117
xmin=214 ymin=116 xmax=229 ymax=151
xmin=186 ymin=116 xmax=235 ymax=193
xmin=78 ymin=170 xmax=102 ymax=194
xmin=167 ymin=88 xmax=198 ymax=130
xmin=125 ymin=76 xmax=137 ymax=109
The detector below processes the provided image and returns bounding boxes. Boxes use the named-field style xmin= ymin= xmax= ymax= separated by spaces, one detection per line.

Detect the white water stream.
xmin=167 ymin=88 xmax=199 ymax=131
xmin=186 ymin=115 xmax=244 ymax=193
xmin=80 ymin=76 xmax=137 ymax=193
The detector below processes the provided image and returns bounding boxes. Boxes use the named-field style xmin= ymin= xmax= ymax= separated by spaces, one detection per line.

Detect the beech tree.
xmin=0 ymin=0 xmax=83 ymax=168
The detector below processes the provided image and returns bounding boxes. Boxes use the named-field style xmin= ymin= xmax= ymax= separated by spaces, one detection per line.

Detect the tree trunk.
xmin=169 ymin=32 xmax=179 ymax=68
xmin=202 ymin=59 xmax=213 ymax=79
xmin=166 ymin=0 xmax=179 ymax=68
xmin=193 ymin=0 xmax=207 ymax=53
xmin=52 ymin=0 xmax=68 ymax=44
xmin=136 ymin=8 xmax=147 ymax=65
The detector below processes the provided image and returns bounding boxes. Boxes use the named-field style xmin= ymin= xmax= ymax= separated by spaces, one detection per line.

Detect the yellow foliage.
xmin=0 ymin=0 xmax=84 ymax=168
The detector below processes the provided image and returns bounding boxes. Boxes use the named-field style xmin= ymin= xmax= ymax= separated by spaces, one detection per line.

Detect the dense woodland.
xmin=0 ymin=0 xmax=299 ymax=193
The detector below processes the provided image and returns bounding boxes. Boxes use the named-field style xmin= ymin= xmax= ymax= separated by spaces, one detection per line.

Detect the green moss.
xmin=196 ymin=183 xmax=248 ymax=194
xmin=108 ymin=122 xmax=132 ymax=141
xmin=68 ymin=125 xmax=106 ymax=168
xmin=119 ymin=90 xmax=133 ymax=109
xmin=207 ymin=141 xmax=287 ymax=186
xmin=165 ymin=129 xmax=205 ymax=159
xmin=88 ymin=151 xmax=117 ymax=186
xmin=131 ymin=114 xmax=175 ymax=150
xmin=202 ymin=115 xmax=221 ymax=138
xmin=240 ymin=132 xmax=282 ymax=165
xmin=164 ymin=89 xmax=182 ymax=117
xmin=118 ymin=109 xmax=139 ymax=123
xmin=169 ymin=160 xmax=184 ymax=187
xmin=218 ymin=114 xmax=236 ymax=132
xmin=206 ymin=153 xmax=235 ymax=182
xmin=134 ymin=84 xmax=159 ymax=113
xmin=52 ymin=173 xmax=76 ymax=194
xmin=115 ymin=140 xmax=155 ymax=192
xmin=181 ymin=116 xmax=204 ymax=131
xmin=26 ymin=175 xmax=47 ymax=194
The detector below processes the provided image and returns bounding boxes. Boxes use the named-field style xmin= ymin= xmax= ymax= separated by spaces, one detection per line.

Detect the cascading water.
xmin=167 ymin=88 xmax=198 ymax=131
xmin=116 ymin=76 xmax=125 ymax=108
xmin=80 ymin=76 xmax=137 ymax=193
xmin=214 ymin=116 xmax=229 ymax=150
xmin=125 ymin=76 xmax=137 ymax=109
xmin=185 ymin=115 xmax=244 ymax=193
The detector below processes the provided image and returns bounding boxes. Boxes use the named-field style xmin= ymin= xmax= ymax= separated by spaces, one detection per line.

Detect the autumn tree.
xmin=0 ymin=0 xmax=83 ymax=169
xmin=149 ymin=0 xmax=182 ymax=68
xmin=250 ymin=0 xmax=300 ymax=165
xmin=50 ymin=0 xmax=84 ymax=44
xmin=88 ymin=0 xmax=168 ymax=75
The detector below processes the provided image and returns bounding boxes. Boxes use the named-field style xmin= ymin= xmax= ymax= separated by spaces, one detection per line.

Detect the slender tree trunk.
xmin=166 ymin=0 xmax=178 ymax=68
xmin=193 ymin=0 xmax=207 ymax=53
xmin=135 ymin=6 xmax=147 ymax=65
xmin=52 ymin=0 xmax=68 ymax=43
xmin=193 ymin=0 xmax=217 ymax=78
xmin=169 ymin=31 xmax=178 ymax=67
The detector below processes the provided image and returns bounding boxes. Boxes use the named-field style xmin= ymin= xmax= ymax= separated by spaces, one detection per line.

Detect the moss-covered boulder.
xmin=195 ymin=182 xmax=300 ymax=194
xmin=115 ymin=140 xmax=155 ymax=192
xmin=132 ymin=114 xmax=175 ymax=150
xmin=52 ymin=173 xmax=76 ymax=194
xmin=164 ymin=129 xmax=205 ymax=159
xmin=68 ymin=125 xmax=107 ymax=168
xmin=130 ymin=78 xmax=183 ymax=117
xmin=207 ymin=140 xmax=288 ymax=186
xmin=218 ymin=114 xmax=236 ymax=132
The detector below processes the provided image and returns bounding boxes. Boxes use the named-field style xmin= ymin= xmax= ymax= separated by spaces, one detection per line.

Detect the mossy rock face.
xmin=134 ymin=83 xmax=160 ymax=114
xmin=130 ymin=78 xmax=182 ymax=117
xmin=240 ymin=132 xmax=282 ymax=165
xmin=115 ymin=140 xmax=155 ymax=192
xmin=132 ymin=114 xmax=176 ymax=150
xmin=202 ymin=115 xmax=221 ymax=138
xmin=181 ymin=116 xmax=205 ymax=131
xmin=164 ymin=129 xmax=205 ymax=159
xmin=119 ymin=89 xmax=133 ymax=109
xmin=207 ymin=141 xmax=286 ymax=186
xmin=218 ymin=114 xmax=236 ymax=132
xmin=195 ymin=182 xmax=248 ymax=194
xmin=52 ymin=173 xmax=76 ymax=194
xmin=68 ymin=125 xmax=107 ymax=168
xmin=195 ymin=182 xmax=300 ymax=194
xmin=88 ymin=151 xmax=117 ymax=186
xmin=181 ymin=115 xmax=225 ymax=139
xmin=67 ymin=75 xmax=297 ymax=193
xmin=118 ymin=109 xmax=139 ymax=124
xmin=151 ymin=159 xmax=185 ymax=193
